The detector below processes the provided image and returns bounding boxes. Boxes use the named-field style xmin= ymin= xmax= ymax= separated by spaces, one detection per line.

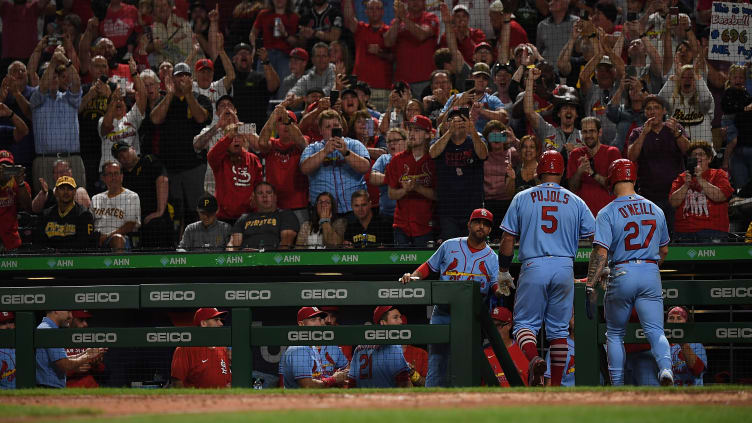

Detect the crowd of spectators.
xmin=1 ymin=0 xmax=751 ymax=254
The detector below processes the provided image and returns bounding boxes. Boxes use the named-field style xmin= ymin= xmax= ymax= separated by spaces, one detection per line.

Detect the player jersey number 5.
xmin=541 ymin=206 xmax=558 ymax=233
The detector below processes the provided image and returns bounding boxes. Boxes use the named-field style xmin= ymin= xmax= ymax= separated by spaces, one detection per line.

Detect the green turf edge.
xmin=0 ymin=384 xmax=750 ymax=396
xmin=26 ymin=404 xmax=752 ymax=423
xmin=0 ymin=403 xmax=100 ymax=417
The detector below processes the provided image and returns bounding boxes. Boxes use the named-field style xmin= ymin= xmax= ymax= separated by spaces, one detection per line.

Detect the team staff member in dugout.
xmin=171 ymin=308 xmax=232 ymax=388
xmin=399 ymin=208 xmax=499 ymax=387
xmin=279 ymin=307 xmax=349 ymax=388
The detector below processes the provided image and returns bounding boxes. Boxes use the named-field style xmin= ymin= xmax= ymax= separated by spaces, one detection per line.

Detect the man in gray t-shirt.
xmin=179 ymin=194 xmax=232 ymax=250
xmin=536 ymin=0 xmax=578 ymax=73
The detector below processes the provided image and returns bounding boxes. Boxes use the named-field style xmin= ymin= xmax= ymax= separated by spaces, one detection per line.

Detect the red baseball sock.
xmin=549 ymin=338 xmax=569 ymax=386
xmin=515 ymin=329 xmax=539 ymax=361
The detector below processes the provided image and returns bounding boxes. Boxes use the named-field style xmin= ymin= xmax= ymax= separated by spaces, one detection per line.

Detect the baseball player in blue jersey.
xmin=400 ymin=208 xmax=499 ymax=387
xmin=499 ymin=150 xmax=595 ymax=387
xmin=585 ymin=159 xmax=674 ymax=386
xmin=347 ymin=306 xmax=413 ymax=388
xmin=279 ymin=307 xmax=349 ymax=388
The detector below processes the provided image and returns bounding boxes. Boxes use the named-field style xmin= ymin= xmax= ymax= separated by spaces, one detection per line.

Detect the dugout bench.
xmin=0 ymin=281 xmax=523 ymax=389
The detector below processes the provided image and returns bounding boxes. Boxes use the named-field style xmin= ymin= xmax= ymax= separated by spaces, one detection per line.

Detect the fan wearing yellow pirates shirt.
xmin=35 ymin=176 xmax=95 ymax=251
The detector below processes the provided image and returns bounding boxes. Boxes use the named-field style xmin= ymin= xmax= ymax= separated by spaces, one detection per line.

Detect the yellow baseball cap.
xmin=55 ymin=176 xmax=77 ymax=189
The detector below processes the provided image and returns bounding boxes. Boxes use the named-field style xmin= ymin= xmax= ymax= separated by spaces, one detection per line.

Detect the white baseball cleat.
xmin=659 ymin=369 xmax=674 ymax=386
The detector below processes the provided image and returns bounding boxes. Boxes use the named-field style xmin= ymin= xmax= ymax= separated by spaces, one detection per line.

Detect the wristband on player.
xmin=499 ymin=253 xmax=513 ymax=269
xmin=322 ymin=376 xmax=336 ymax=387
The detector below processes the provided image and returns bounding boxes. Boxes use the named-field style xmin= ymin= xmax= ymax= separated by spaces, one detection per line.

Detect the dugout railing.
xmin=0 ymin=280 xmax=523 ymax=389
xmin=574 ymin=280 xmax=752 ymax=386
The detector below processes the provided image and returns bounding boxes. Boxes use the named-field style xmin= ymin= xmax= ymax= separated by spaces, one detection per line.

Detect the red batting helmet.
xmin=607 ymin=159 xmax=637 ymax=189
xmin=536 ymin=150 xmax=564 ymax=176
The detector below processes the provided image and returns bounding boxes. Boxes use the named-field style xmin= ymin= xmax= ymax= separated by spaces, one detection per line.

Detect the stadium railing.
xmin=574 ymin=280 xmax=752 ymax=386
xmin=0 ymin=280 xmax=522 ymax=389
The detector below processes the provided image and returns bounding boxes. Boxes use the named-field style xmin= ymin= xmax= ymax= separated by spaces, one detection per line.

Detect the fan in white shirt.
xmin=91 ymin=161 xmax=141 ymax=251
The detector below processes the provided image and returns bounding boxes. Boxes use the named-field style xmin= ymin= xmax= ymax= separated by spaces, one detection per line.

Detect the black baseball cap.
xmin=111 ymin=141 xmax=132 ymax=159
xmin=196 ymin=194 xmax=218 ymax=213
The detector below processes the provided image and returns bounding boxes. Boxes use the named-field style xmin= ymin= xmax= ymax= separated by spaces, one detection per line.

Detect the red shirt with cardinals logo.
xmin=262 ymin=137 xmax=310 ymax=210
xmin=171 ymin=346 xmax=231 ymax=388
xmin=385 ymin=150 xmax=435 ymax=237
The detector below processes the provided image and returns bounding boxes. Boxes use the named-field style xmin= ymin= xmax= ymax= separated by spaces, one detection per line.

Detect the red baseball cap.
xmin=470 ymin=208 xmax=494 ymax=224
xmin=280 ymin=109 xmax=298 ymax=124
xmin=318 ymin=306 xmax=339 ymax=312
xmin=297 ymin=306 xmax=327 ymax=322
xmin=407 ymin=115 xmax=432 ymax=132
xmin=373 ymin=306 xmax=394 ymax=324
xmin=290 ymin=47 xmax=309 ymax=62
xmin=193 ymin=307 xmax=227 ymax=326
xmin=0 ymin=150 xmax=14 ymax=165
xmin=195 ymin=58 xmax=214 ymax=71
xmin=490 ymin=306 xmax=513 ymax=323
xmin=72 ymin=310 xmax=93 ymax=319
xmin=0 ymin=311 xmax=15 ymax=323
xmin=474 ymin=42 xmax=493 ymax=53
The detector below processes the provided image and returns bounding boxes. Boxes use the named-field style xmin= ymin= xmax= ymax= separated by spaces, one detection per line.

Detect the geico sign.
xmin=287 ymin=330 xmax=335 ymax=341
xmin=72 ymin=332 xmax=117 ymax=343
xmin=710 ymin=287 xmax=752 ymax=298
xmin=365 ymin=329 xmax=412 ymax=341
xmin=300 ymin=289 xmax=347 ymax=300
xmin=225 ymin=290 xmax=272 ymax=300
xmin=716 ymin=328 xmax=752 ymax=339
xmin=661 ymin=288 xmax=678 ymax=299
xmin=1 ymin=294 xmax=45 ymax=305
xmin=378 ymin=288 xmax=426 ymax=299
xmin=74 ymin=292 xmax=120 ymax=303
xmin=146 ymin=332 xmax=192 ymax=343
xmin=148 ymin=291 xmax=195 ymax=301
xmin=636 ymin=328 xmax=684 ymax=339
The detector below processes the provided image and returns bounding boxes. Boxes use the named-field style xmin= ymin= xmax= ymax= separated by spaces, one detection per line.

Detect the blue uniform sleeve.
xmin=593 ymin=207 xmax=613 ymax=250
xmin=347 ymin=352 xmax=359 ymax=380
xmin=656 ymin=207 xmax=670 ymax=247
xmin=391 ymin=345 xmax=411 ymax=376
xmin=347 ymin=138 xmax=370 ymax=160
xmin=373 ymin=154 xmax=389 ymax=173
xmin=579 ymin=199 xmax=596 ymax=239
xmin=500 ymin=194 xmax=520 ymax=235
xmin=291 ymin=348 xmax=316 ymax=380
xmin=334 ymin=347 xmax=349 ymax=369
xmin=426 ymin=240 xmax=448 ymax=273
xmin=691 ymin=343 xmax=707 ymax=368
xmin=441 ymin=94 xmax=457 ymax=114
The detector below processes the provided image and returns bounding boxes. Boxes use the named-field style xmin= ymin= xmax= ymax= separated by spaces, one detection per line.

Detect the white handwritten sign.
xmin=708 ymin=2 xmax=752 ymax=62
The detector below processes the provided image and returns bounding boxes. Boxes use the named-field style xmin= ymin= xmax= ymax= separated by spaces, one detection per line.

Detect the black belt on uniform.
xmin=614 ymin=259 xmax=657 ymax=265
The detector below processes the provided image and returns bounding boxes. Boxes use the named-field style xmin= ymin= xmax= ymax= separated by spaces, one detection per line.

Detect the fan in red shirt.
xmin=438 ymin=4 xmax=487 ymax=66
xmin=171 ymin=308 xmax=231 ymax=388
xmin=384 ymin=0 xmax=439 ymax=90
xmin=343 ymin=0 xmax=393 ymax=91
xmin=484 ymin=306 xmax=529 ymax=387
xmin=98 ymin=0 xmax=140 ymax=50
xmin=0 ymin=151 xmax=31 ymax=251
xmin=384 ymin=115 xmax=436 ymax=247
xmin=207 ymin=124 xmax=263 ymax=223
xmin=258 ymin=105 xmax=310 ymax=220
xmin=669 ymin=142 xmax=734 ymax=243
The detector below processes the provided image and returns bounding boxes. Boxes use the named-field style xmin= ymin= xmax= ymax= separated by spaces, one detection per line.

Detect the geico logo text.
xmin=710 ymin=287 xmax=752 ymax=298
xmin=72 ymin=333 xmax=117 ymax=343
xmin=364 ymin=329 xmax=412 ymax=340
xmin=1 ymin=294 xmax=45 ymax=305
xmin=716 ymin=328 xmax=752 ymax=339
xmin=661 ymin=288 xmax=678 ymax=299
xmin=636 ymin=328 xmax=684 ymax=339
xmin=74 ymin=292 xmax=120 ymax=303
xmin=146 ymin=332 xmax=192 ymax=342
xmin=377 ymin=288 xmax=426 ymax=299
xmin=300 ymin=289 xmax=347 ymax=300
xmin=149 ymin=291 xmax=196 ymax=301
xmin=225 ymin=290 xmax=272 ymax=300
xmin=287 ymin=330 xmax=335 ymax=341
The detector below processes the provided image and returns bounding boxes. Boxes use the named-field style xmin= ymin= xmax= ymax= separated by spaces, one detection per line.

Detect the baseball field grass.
xmin=1 ymin=386 xmax=750 ymax=423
